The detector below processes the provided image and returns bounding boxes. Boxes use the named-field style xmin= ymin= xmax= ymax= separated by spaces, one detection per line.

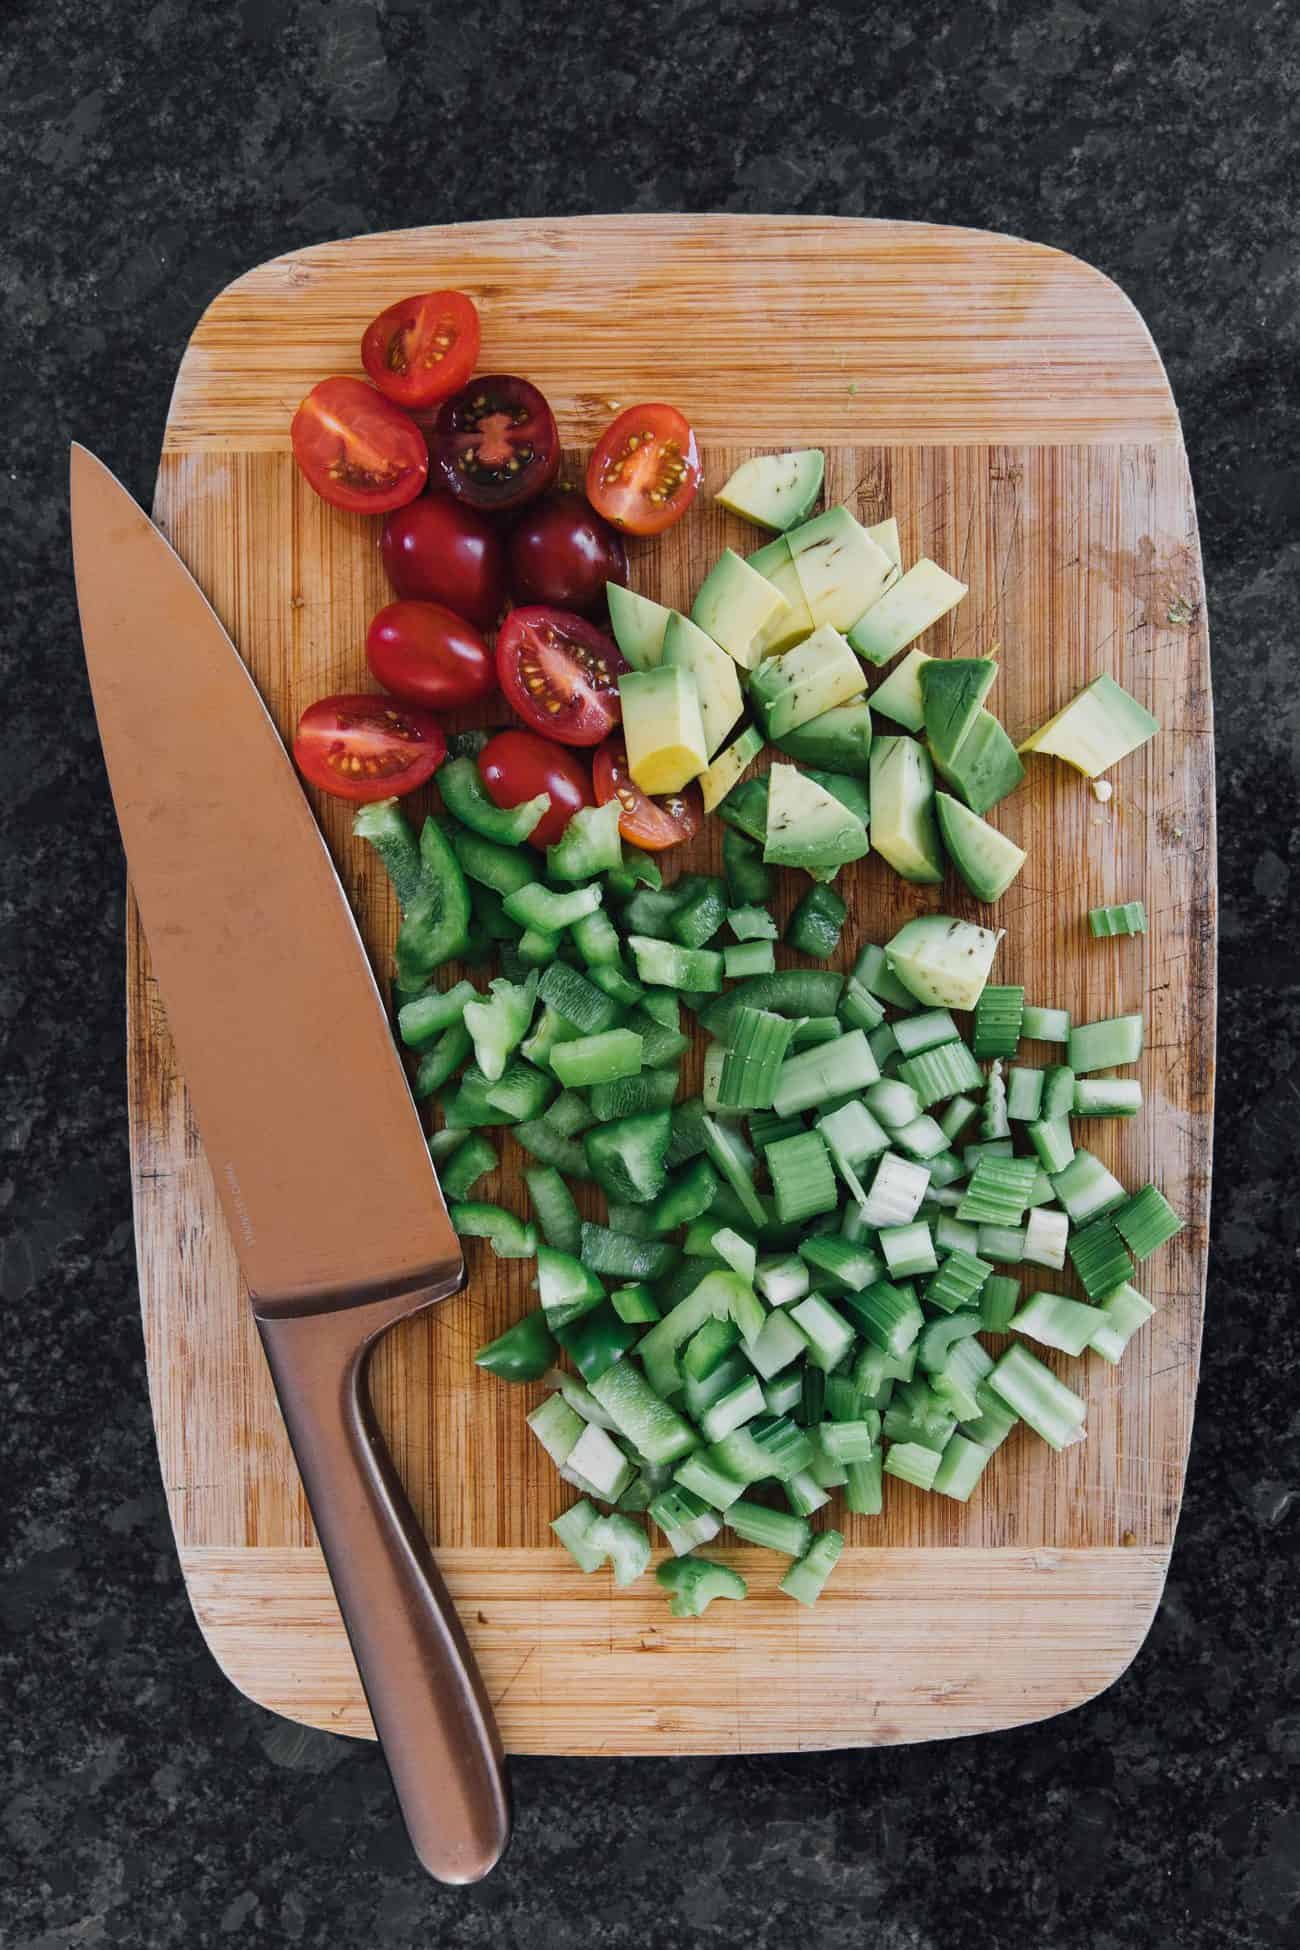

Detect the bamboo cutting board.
xmin=132 ymin=216 xmax=1214 ymax=1753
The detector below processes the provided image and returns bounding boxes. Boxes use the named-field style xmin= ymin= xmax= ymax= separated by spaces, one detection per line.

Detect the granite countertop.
xmin=4 ymin=1 xmax=1298 ymax=1944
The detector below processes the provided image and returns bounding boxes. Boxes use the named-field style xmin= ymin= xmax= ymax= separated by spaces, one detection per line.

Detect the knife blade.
xmin=71 ymin=444 xmax=509 ymax=1882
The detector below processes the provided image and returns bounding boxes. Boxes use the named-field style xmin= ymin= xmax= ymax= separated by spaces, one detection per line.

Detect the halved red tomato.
xmin=593 ymin=735 xmax=703 ymax=850
xmin=586 ymin=404 xmax=701 ymax=536
xmin=366 ymin=601 xmax=496 ymax=710
xmin=290 ymin=377 xmax=428 ymax=514
xmin=431 ymin=376 xmax=560 ymax=511
xmin=360 ymin=290 xmax=480 ymax=409
xmin=292 ymin=693 xmax=446 ymax=802
xmin=495 ymin=606 xmax=628 ymax=748
xmin=478 ymin=729 xmax=594 ymax=850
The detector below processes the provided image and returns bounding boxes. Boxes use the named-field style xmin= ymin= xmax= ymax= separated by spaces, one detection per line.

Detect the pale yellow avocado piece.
xmin=787 ymin=506 xmax=897 ymax=632
xmin=691 ymin=549 xmax=791 ymax=671
xmin=869 ymin=646 xmax=933 ymax=733
xmin=865 ymin=516 xmax=902 ymax=572
xmin=848 ymin=558 xmax=968 ymax=667
xmin=885 ymin=915 xmax=1004 ymax=1011
xmin=619 ymin=666 xmax=709 ymax=794
xmin=747 ymin=536 xmax=815 ymax=655
xmin=662 ymin=612 xmax=744 ymax=757
xmin=697 ymin=724 xmax=765 ymax=813
xmin=749 ymin=623 xmax=867 ymax=741
xmin=1018 ymin=673 xmax=1160 ymax=778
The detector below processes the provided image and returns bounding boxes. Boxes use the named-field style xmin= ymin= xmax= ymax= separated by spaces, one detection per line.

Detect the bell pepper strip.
xmin=413 ymin=1021 xmax=472 ymax=1101
xmin=438 ymin=1132 xmax=498 ymax=1201
xmin=394 ymin=817 xmax=473 ymax=990
xmin=352 ymin=797 xmax=424 ymax=910
xmin=461 ymin=971 xmax=539 ymax=1082
xmin=503 ymin=881 xmax=604 ymax=934
xmin=438 ymin=756 xmax=550 ymax=845
xmin=449 ymin=1201 xmax=538 ymax=1259
xmin=398 ymin=979 xmax=479 ymax=1050
xmin=547 ymin=799 xmax=624 ymax=880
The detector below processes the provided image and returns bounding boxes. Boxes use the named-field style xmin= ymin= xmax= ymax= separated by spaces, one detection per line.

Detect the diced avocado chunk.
xmin=868 ymin=735 xmax=943 ymax=884
xmin=806 ymin=769 xmax=870 ymax=827
xmin=772 ymin=699 xmax=872 ymax=776
xmin=606 ymin=583 xmax=672 ymax=670
xmin=691 ymin=549 xmax=790 ymax=672
xmin=885 ymin=915 xmax=1004 ymax=1011
xmin=848 ymin=559 xmax=968 ymax=666
xmin=921 ymin=657 xmax=999 ymax=764
xmin=662 ymin=612 xmax=743 ymax=757
xmin=786 ymin=506 xmax=897 ymax=632
xmin=935 ymin=792 xmax=1027 ymax=902
xmin=864 ymin=516 xmax=902 ymax=572
xmin=716 ymin=449 xmax=825 ymax=532
xmin=747 ymin=536 xmax=816 ymax=655
xmin=931 ymin=708 xmax=1024 ymax=814
xmin=697 ymin=725 xmax=765 ymax=813
xmin=1019 ymin=672 xmax=1160 ymax=778
xmin=870 ymin=646 xmax=933 ymax=732
xmin=764 ymin=763 xmax=870 ymax=872
xmin=748 ymin=623 xmax=866 ymax=740
xmin=619 ymin=666 xmax=708 ymax=794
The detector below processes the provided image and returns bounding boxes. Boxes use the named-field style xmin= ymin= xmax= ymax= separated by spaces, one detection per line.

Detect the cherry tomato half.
xmin=586 ymin=403 xmax=701 ymax=536
xmin=360 ymin=290 xmax=480 ymax=410
xmin=380 ymin=494 xmax=508 ymax=631
xmin=478 ymin=729 xmax=594 ymax=850
xmin=508 ymin=491 xmax=629 ymax=615
xmin=495 ymin=606 xmax=628 ymax=748
xmin=431 ymin=375 xmax=560 ymax=511
xmin=290 ymin=377 xmax=428 ymax=515
xmin=593 ymin=735 xmax=703 ymax=851
xmin=292 ymin=694 xmax=446 ymax=803
xmin=365 ymin=601 xmax=496 ymax=711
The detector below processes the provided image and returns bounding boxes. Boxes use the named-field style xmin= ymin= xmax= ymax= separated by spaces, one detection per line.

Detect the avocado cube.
xmin=662 ymin=612 xmax=744 ymax=757
xmin=691 ymin=549 xmax=791 ymax=671
xmin=619 ymin=666 xmax=709 ymax=795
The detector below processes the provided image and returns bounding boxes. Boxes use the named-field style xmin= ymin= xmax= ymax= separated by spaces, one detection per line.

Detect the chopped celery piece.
xmin=1074 ymin=1078 xmax=1143 ymax=1117
xmin=1068 ymin=1012 xmax=1144 ymax=1074
xmin=1067 ymin=1217 xmax=1133 ymax=1299
xmin=981 ymin=1062 xmax=1011 ymax=1141
xmin=799 ymin=1235 xmax=884 ymax=1293
xmin=879 ymin=1222 xmax=938 ymax=1279
xmin=1050 ymin=1148 xmax=1127 ymax=1225
xmin=724 ymin=940 xmax=776 ymax=978
xmin=712 ymin=1227 xmax=758 ymax=1283
xmin=784 ymin=1468 xmax=832 ymax=1517
xmin=718 ymin=1006 xmax=796 ymax=1111
xmin=976 ymin=1223 xmax=1026 ymax=1263
xmin=987 ymin=1344 xmax=1087 ymax=1451
xmin=894 ymin=1114 xmax=950 ymax=1162
xmin=1088 ymin=1281 xmax=1155 ymax=1363
xmin=565 ymin=1423 xmax=634 ymax=1501
xmin=957 ymin=1155 xmax=1038 ymax=1226
xmin=1007 ymin=1065 xmax=1044 ymax=1121
xmin=1114 ymin=1184 xmax=1184 ymax=1259
xmin=1089 ymin=900 xmax=1148 ymax=938
xmin=1028 ymin=1116 xmax=1076 ymax=1175
xmin=778 ymin=1529 xmax=844 ymax=1606
xmin=860 ymin=1152 xmax=931 ymax=1228
xmin=766 ymin=1129 xmax=840 ymax=1224
xmin=883 ymin=1443 xmax=941 ymax=1491
xmin=866 ymin=1079 xmax=922 ymax=1130
xmin=450 ymin=1201 xmax=537 ymax=1258
xmin=897 ymin=1039 xmax=984 ymax=1109
xmin=589 ymin=1359 xmax=697 ymax=1466
xmin=763 ymin=1370 xmax=805 ymax=1416
xmin=701 ymin=1042 xmax=726 ymax=1114
xmin=972 ymin=986 xmax=1024 ymax=1061
xmin=839 ymin=978 xmax=886 ymax=1032
xmin=700 ymin=1376 xmax=768 ymax=1443
xmin=756 ymin=1254 xmax=811 ymax=1307
xmin=820 ymin=1420 xmax=873 ymax=1465
xmin=789 ymin=1294 xmax=855 ymax=1373
xmin=791 ymin=1016 xmax=843 ymax=1050
xmin=674 ymin=1450 xmax=747 ymax=1511
xmin=701 ymin=1116 xmax=767 ymax=1227
xmin=656 ymin=1556 xmax=747 ymax=1615
xmin=627 ymin=934 xmax=724 ymax=993
xmin=925 ymin=1248 xmax=993 ymax=1314
xmin=1010 ymin=1290 xmax=1107 ymax=1357
xmin=839 ymin=1279 xmax=924 ymax=1357
xmin=745 ymin=1307 xmax=810 ymax=1380
xmin=959 ymin=1378 xmax=1020 ymax=1450
xmin=932 ymin=1213 xmax=979 ymax=1256
xmin=727 ymin=1501 xmax=812 ymax=1557
xmin=586 ymin=1513 xmax=651 ymax=1586
xmin=933 ymin=1433 xmax=992 ymax=1502
xmin=552 ymin=1498 xmax=606 ymax=1571
xmin=648 ymin=1486 xmax=723 ymax=1557
xmin=1021 ymin=1004 xmax=1070 ymax=1043
xmin=1023 ymin=1207 xmax=1069 ymax=1271
xmin=893 ymin=1009 xmax=961 ymax=1057
xmin=772 ymin=1030 xmax=879 ymax=1118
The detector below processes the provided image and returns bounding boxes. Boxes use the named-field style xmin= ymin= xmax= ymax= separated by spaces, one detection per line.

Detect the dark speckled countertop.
xmin=4 ymin=1 xmax=1298 ymax=1943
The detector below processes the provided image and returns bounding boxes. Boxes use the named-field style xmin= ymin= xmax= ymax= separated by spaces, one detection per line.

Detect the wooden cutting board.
xmin=133 ymin=216 xmax=1214 ymax=1753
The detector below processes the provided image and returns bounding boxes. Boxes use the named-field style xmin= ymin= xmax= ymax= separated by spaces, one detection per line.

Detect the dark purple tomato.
xmin=429 ymin=375 xmax=560 ymax=511
xmin=507 ymin=491 xmax=629 ymax=616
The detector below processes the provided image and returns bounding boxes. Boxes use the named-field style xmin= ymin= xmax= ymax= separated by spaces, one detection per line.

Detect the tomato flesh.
xmin=495 ymin=606 xmax=628 ymax=748
xmin=360 ymin=290 xmax=480 ymax=409
xmin=292 ymin=693 xmax=446 ymax=803
xmin=365 ymin=601 xmax=496 ymax=711
xmin=586 ymin=404 xmax=701 ymax=536
xmin=507 ymin=491 xmax=629 ymax=615
xmin=380 ymin=494 xmax=508 ymax=631
xmin=290 ymin=377 xmax=428 ymax=514
xmin=478 ymin=729 xmax=594 ymax=850
xmin=431 ymin=375 xmax=560 ymax=511
xmin=592 ymin=736 xmax=703 ymax=850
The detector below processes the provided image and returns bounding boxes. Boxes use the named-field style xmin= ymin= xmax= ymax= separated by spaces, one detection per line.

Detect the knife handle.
xmin=256 ymin=1295 xmax=510 ymax=1883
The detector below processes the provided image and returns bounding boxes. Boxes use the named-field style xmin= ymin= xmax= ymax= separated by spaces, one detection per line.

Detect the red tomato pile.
xmin=288 ymin=289 xmax=702 ymax=848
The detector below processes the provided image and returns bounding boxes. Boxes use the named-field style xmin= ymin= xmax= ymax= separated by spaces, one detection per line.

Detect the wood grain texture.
xmin=131 ymin=217 xmax=1214 ymax=1752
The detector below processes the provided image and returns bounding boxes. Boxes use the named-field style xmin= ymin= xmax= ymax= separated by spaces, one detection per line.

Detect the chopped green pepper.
xmin=394 ymin=817 xmax=473 ymax=990
xmin=438 ymin=756 xmax=549 ymax=845
xmin=473 ymin=1308 xmax=557 ymax=1382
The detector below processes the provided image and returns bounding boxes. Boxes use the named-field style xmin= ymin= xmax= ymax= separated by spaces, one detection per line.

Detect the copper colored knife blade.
xmin=70 ymin=444 xmax=509 ymax=1884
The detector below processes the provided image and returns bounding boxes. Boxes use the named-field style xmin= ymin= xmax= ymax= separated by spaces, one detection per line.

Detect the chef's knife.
xmin=70 ymin=445 xmax=510 ymax=1884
